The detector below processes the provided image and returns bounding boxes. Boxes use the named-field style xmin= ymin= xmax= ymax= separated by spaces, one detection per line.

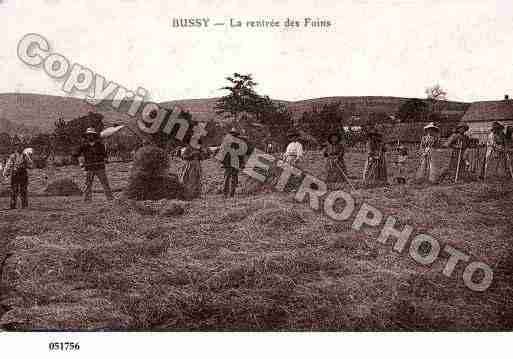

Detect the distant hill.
xmin=0 ymin=93 xmax=470 ymax=134
xmin=289 ymin=96 xmax=469 ymax=120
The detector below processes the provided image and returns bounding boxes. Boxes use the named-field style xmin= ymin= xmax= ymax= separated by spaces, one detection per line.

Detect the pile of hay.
xmin=123 ymin=145 xmax=184 ymax=201
xmin=247 ymin=208 xmax=306 ymax=236
xmin=43 ymin=178 xmax=82 ymax=196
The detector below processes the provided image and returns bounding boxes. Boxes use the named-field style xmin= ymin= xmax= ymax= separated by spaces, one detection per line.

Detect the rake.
xmin=506 ymin=152 xmax=513 ymax=180
xmin=334 ymin=160 xmax=360 ymax=195
xmin=454 ymin=140 xmax=463 ymax=183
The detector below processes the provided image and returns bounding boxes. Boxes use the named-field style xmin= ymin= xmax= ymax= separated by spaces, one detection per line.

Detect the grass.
xmin=0 ymin=150 xmax=512 ymax=330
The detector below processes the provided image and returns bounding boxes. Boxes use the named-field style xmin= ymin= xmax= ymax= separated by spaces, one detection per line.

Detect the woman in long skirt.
xmin=324 ymin=133 xmax=347 ymax=188
xmin=179 ymin=143 xmax=210 ymax=200
xmin=416 ymin=122 xmax=441 ymax=183
xmin=484 ymin=122 xmax=508 ymax=181
xmin=439 ymin=122 xmax=474 ymax=183
xmin=363 ymin=130 xmax=387 ymax=186
xmin=376 ymin=138 xmax=388 ymax=183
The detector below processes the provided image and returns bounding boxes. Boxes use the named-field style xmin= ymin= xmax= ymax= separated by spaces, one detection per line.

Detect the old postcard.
xmin=0 ymin=0 xmax=512 ymax=357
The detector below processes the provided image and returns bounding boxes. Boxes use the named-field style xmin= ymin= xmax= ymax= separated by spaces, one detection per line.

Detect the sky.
xmin=1 ymin=0 xmax=513 ymax=103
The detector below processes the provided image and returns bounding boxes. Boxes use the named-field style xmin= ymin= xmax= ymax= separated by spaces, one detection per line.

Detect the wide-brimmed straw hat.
xmin=228 ymin=127 xmax=239 ymax=135
xmin=85 ymin=127 xmax=98 ymax=135
xmin=423 ymin=122 xmax=440 ymax=131
xmin=491 ymin=121 xmax=504 ymax=131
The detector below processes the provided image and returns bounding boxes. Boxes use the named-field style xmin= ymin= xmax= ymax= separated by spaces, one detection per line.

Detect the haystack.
xmin=44 ymin=178 xmax=82 ymax=196
xmin=123 ymin=145 xmax=184 ymax=201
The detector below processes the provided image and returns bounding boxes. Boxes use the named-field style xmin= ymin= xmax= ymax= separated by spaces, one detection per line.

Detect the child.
xmin=393 ymin=144 xmax=408 ymax=184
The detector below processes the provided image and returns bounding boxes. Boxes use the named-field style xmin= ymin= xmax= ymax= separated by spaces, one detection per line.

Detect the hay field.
xmin=0 ymin=150 xmax=512 ymax=330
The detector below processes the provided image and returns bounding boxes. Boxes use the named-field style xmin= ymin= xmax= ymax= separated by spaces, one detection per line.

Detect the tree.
xmin=53 ymin=112 xmax=105 ymax=154
xmin=396 ymin=98 xmax=429 ymax=122
xmin=425 ymin=84 xmax=447 ymax=101
xmin=369 ymin=111 xmax=392 ymax=124
xmin=425 ymin=84 xmax=448 ymax=121
xmin=29 ymin=133 xmax=53 ymax=159
xmin=300 ymin=102 xmax=349 ymax=143
xmin=215 ymin=73 xmax=260 ymax=124
xmin=215 ymin=73 xmax=294 ymax=147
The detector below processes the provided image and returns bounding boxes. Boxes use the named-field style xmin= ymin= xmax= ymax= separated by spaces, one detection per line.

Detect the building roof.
xmin=462 ymin=100 xmax=513 ymax=123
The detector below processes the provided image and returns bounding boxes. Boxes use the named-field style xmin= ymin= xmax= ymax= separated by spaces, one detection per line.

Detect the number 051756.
xmin=48 ymin=342 xmax=80 ymax=351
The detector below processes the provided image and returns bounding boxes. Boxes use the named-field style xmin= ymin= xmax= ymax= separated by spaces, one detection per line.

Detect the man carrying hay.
xmin=2 ymin=143 xmax=33 ymax=209
xmin=323 ymin=132 xmax=347 ymax=188
xmin=484 ymin=122 xmax=508 ymax=181
xmin=415 ymin=122 xmax=441 ymax=184
xmin=73 ymin=128 xmax=114 ymax=202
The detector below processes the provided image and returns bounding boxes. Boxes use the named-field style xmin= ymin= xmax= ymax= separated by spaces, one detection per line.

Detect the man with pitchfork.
xmin=73 ymin=127 xmax=114 ymax=202
xmin=484 ymin=122 xmax=510 ymax=181
xmin=439 ymin=122 xmax=475 ymax=183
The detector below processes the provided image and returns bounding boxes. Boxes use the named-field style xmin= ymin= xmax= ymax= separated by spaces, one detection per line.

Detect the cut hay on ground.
xmin=1 ymin=150 xmax=513 ymax=330
xmin=43 ymin=178 xmax=82 ymax=196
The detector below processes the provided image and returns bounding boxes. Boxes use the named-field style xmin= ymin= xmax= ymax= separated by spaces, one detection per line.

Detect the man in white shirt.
xmin=284 ymin=131 xmax=304 ymax=166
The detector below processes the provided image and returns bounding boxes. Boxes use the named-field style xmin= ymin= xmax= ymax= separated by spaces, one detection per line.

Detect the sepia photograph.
xmin=0 ymin=0 xmax=512 ymax=357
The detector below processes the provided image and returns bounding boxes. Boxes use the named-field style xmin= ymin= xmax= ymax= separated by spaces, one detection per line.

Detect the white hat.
xmin=85 ymin=127 xmax=98 ymax=135
xmin=423 ymin=122 xmax=439 ymax=131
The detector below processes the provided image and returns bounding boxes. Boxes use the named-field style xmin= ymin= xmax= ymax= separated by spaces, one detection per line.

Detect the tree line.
xmin=0 ymin=77 xmax=453 ymax=165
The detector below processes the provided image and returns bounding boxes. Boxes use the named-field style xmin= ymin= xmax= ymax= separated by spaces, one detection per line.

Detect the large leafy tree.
xmin=215 ymin=73 xmax=294 ymax=146
xmin=425 ymin=84 xmax=448 ymax=121
xmin=29 ymin=133 xmax=53 ymax=159
xmin=396 ymin=98 xmax=429 ymax=122
xmin=300 ymin=102 xmax=350 ymax=143
xmin=215 ymin=73 xmax=260 ymax=123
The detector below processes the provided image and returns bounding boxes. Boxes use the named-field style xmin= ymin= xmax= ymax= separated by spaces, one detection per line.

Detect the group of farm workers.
xmin=2 ymin=121 xmax=512 ymax=209
xmin=415 ymin=121 xmax=513 ymax=184
xmin=317 ymin=121 xmax=513 ymax=189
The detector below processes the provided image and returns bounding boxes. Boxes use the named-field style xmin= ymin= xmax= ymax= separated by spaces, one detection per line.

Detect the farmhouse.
xmin=462 ymin=95 xmax=513 ymax=143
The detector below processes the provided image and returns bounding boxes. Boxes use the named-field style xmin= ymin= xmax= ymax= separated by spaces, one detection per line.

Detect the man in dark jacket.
xmin=73 ymin=127 xmax=114 ymax=202
xmin=221 ymin=128 xmax=247 ymax=197
xmin=2 ymin=143 xmax=33 ymax=209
